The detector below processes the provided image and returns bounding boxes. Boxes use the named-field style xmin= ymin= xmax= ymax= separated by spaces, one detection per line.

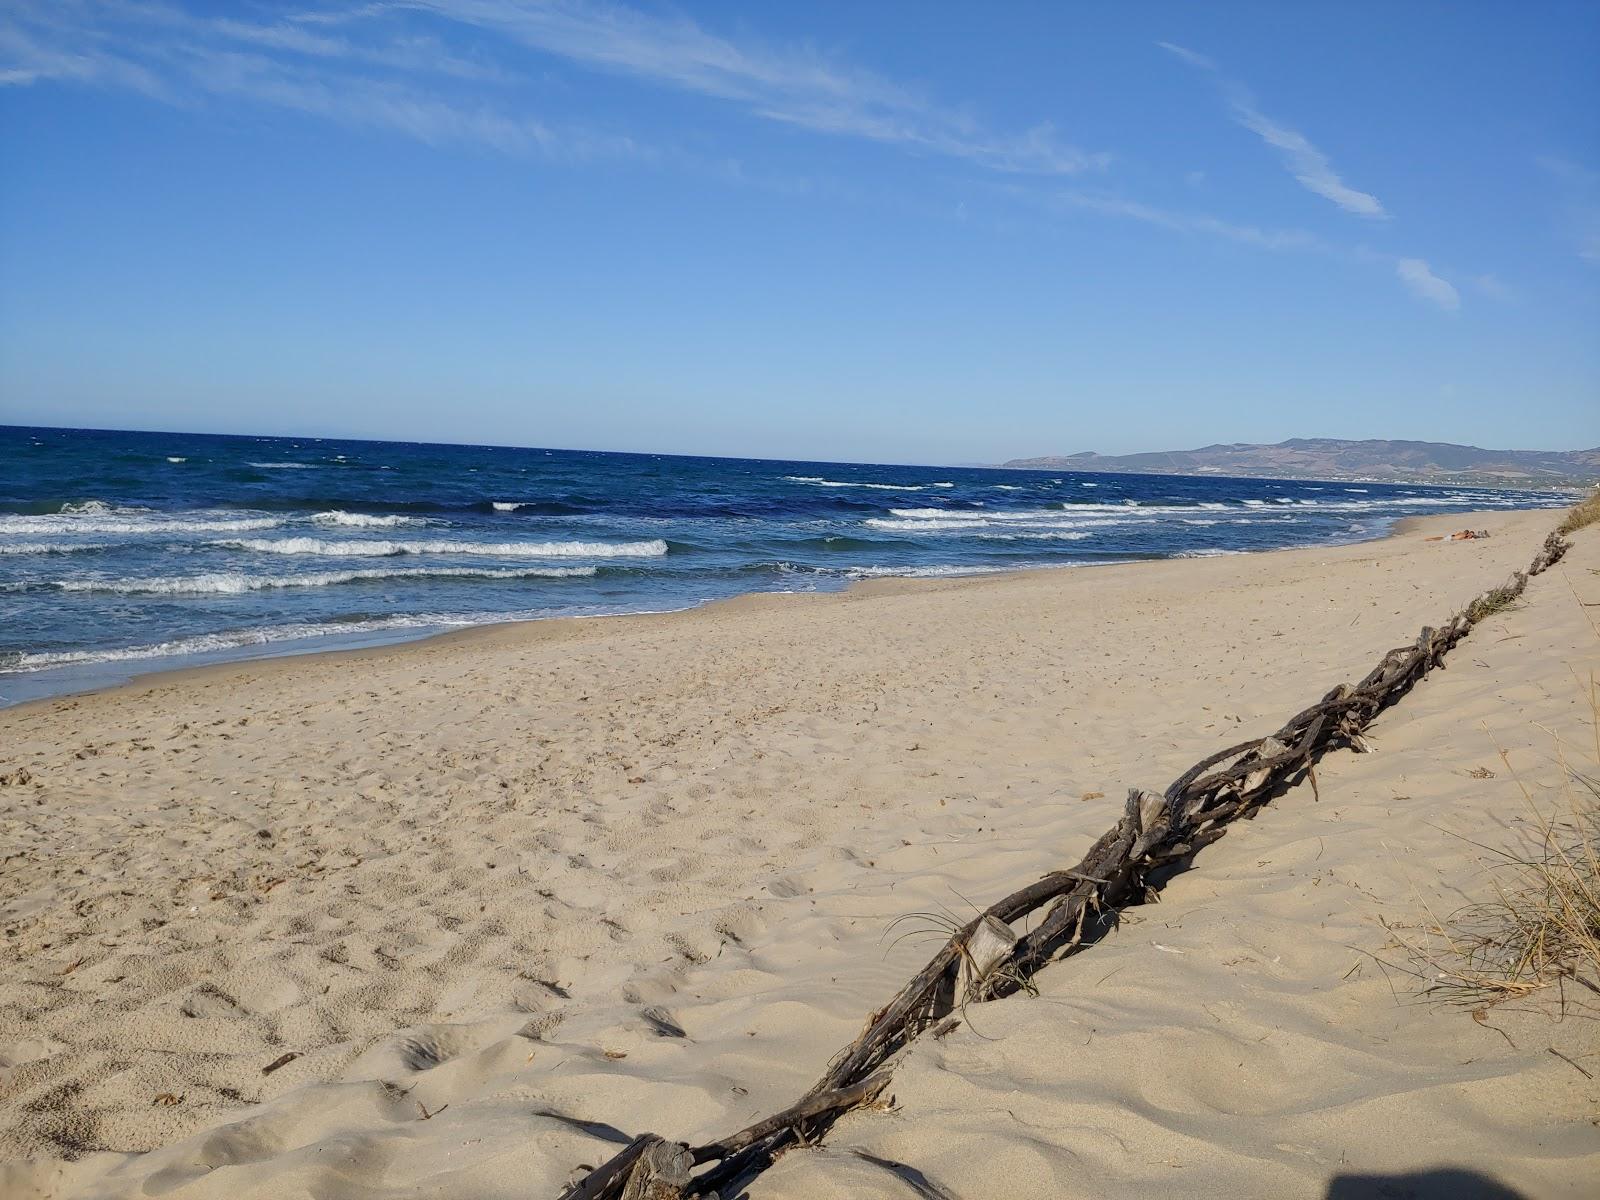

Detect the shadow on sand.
xmin=1326 ymin=1168 xmax=1526 ymax=1199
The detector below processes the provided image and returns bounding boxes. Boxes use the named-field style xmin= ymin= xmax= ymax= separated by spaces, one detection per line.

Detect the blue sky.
xmin=1 ymin=1 xmax=1597 ymax=464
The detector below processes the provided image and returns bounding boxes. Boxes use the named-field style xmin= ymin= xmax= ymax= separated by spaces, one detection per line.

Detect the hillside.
xmin=1001 ymin=438 xmax=1600 ymax=486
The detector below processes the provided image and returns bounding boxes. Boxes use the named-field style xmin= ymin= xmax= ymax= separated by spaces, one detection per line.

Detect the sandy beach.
xmin=2 ymin=507 xmax=1597 ymax=1199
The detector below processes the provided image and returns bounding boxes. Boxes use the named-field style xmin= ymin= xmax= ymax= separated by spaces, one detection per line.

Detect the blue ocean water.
xmin=0 ymin=425 xmax=1569 ymax=705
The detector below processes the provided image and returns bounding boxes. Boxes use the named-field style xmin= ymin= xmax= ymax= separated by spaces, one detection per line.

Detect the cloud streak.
xmin=0 ymin=1 xmax=677 ymax=164
xmin=334 ymin=0 xmax=1106 ymax=176
xmin=1536 ymin=155 xmax=1600 ymax=267
xmin=1159 ymin=40 xmax=1385 ymax=219
xmin=1046 ymin=189 xmax=1327 ymax=253
xmin=1395 ymin=258 xmax=1460 ymax=310
xmin=0 ymin=1 xmax=1104 ymax=179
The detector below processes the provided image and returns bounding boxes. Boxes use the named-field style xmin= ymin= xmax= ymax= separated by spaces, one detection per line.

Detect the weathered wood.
xmin=557 ymin=527 xmax=1574 ymax=1199
xmin=561 ymin=1135 xmax=656 ymax=1200
xmin=697 ymin=1065 xmax=896 ymax=1161
xmin=618 ymin=1138 xmax=693 ymax=1200
xmin=960 ymin=915 xmax=1020 ymax=1001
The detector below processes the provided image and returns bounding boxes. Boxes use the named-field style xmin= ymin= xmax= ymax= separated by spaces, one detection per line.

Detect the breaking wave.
xmin=219 ymin=537 xmax=669 ymax=558
xmin=1 ymin=616 xmax=486 ymax=672
xmin=0 ymin=542 xmax=110 ymax=555
xmin=0 ymin=512 xmax=284 ymax=535
xmin=785 ymin=476 xmax=956 ymax=492
xmin=31 ymin=566 xmax=598 ymax=595
xmin=311 ymin=511 xmax=426 ymax=528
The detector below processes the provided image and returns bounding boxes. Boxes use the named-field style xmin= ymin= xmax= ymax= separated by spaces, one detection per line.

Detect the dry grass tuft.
xmin=1411 ymin=770 xmax=1600 ymax=1010
xmin=1391 ymin=670 xmax=1600 ymax=1014
xmin=1557 ymin=487 xmax=1600 ymax=535
xmin=1465 ymin=575 xmax=1527 ymax=622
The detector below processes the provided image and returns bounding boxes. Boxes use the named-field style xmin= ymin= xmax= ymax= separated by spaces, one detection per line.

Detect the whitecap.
xmin=38 ymin=565 xmax=597 ymax=595
xmin=0 ymin=513 xmax=283 ymax=535
xmin=784 ymin=476 xmax=937 ymax=492
xmin=311 ymin=511 xmax=425 ymax=528
xmin=219 ymin=537 xmax=668 ymax=558
xmin=844 ymin=564 xmax=1003 ymax=579
xmin=0 ymin=542 xmax=110 ymax=555
xmin=976 ymin=530 xmax=1092 ymax=541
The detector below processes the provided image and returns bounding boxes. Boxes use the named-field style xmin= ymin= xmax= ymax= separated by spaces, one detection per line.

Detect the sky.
xmin=1 ymin=1 xmax=1597 ymax=465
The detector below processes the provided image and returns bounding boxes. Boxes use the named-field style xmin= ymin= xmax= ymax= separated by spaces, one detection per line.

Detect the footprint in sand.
xmin=179 ymin=985 xmax=241 ymax=1020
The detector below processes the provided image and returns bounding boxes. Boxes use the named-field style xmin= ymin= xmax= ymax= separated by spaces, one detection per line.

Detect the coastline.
xmin=3 ymin=504 xmax=1595 ymax=1198
xmin=0 ymin=507 xmax=1527 ymax=713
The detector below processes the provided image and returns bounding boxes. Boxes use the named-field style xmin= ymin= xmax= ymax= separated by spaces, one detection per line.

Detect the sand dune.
xmin=2 ymin=508 xmax=1596 ymax=1198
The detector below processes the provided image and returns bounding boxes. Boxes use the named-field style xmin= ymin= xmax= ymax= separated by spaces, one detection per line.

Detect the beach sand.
xmin=2 ymin=508 xmax=1596 ymax=1198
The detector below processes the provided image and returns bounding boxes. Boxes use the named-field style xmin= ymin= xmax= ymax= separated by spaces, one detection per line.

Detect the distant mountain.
xmin=1001 ymin=439 xmax=1600 ymax=487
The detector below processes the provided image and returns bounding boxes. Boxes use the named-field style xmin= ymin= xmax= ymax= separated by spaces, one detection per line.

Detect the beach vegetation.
xmin=1557 ymin=487 xmax=1600 ymax=534
xmin=1392 ymin=681 xmax=1600 ymax=1014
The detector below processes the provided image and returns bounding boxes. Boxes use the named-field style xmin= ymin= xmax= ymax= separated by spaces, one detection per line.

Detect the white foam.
xmin=58 ymin=500 xmax=131 ymax=515
xmin=249 ymin=461 xmax=319 ymax=469
xmin=40 ymin=566 xmax=598 ymax=595
xmin=867 ymin=516 xmax=1143 ymax=533
xmin=166 ymin=456 xmax=187 ymax=463
xmin=220 ymin=537 xmax=669 ymax=558
xmin=0 ymin=542 xmax=110 ymax=555
xmin=0 ymin=513 xmax=284 ymax=535
xmin=844 ymin=564 xmax=1003 ymax=579
xmin=866 ymin=518 xmax=985 ymax=532
xmin=3 ymin=616 xmax=482 ymax=671
xmin=977 ymin=531 xmax=1092 ymax=541
xmin=784 ymin=476 xmax=943 ymax=492
xmin=311 ymin=511 xmax=425 ymax=528
xmin=492 ymin=502 xmax=523 ymax=511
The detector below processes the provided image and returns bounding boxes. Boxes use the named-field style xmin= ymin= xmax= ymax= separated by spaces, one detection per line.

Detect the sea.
xmin=0 ymin=425 xmax=1571 ymax=706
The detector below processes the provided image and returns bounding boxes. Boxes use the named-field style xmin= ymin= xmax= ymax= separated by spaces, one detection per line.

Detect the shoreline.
xmin=4 ymin=503 xmax=1594 ymax=1197
xmin=0 ymin=508 xmax=1521 ymax=713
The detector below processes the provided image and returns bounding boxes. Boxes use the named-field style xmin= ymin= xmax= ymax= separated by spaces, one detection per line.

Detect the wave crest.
xmin=219 ymin=537 xmax=669 ymax=558
xmin=312 ymin=511 xmax=425 ymax=528
xmin=0 ymin=513 xmax=283 ymax=535
xmin=37 ymin=566 xmax=598 ymax=595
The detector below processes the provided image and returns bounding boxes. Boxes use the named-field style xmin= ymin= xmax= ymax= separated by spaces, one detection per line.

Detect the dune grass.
xmin=1557 ymin=487 xmax=1600 ymax=535
xmin=1385 ymin=650 xmax=1600 ymax=1015
xmin=1415 ymin=764 xmax=1600 ymax=1011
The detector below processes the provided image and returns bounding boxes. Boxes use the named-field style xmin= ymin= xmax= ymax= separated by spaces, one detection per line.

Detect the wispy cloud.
xmin=1472 ymin=273 xmax=1514 ymax=301
xmin=1046 ymin=189 xmax=1326 ymax=253
xmin=1536 ymin=155 xmax=1600 ymax=267
xmin=1159 ymin=40 xmax=1386 ymax=219
xmin=1395 ymin=258 xmax=1460 ymax=310
xmin=320 ymin=0 xmax=1106 ymax=176
xmin=0 ymin=1 xmax=1105 ymax=178
xmin=0 ymin=1 xmax=664 ymax=162
xmin=0 ymin=18 xmax=166 ymax=95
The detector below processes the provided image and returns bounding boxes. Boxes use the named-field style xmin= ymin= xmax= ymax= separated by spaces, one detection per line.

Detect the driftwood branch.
xmin=559 ymin=528 xmax=1572 ymax=1199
